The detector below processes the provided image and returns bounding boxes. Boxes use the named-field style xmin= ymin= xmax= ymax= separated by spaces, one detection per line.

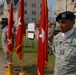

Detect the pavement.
xmin=0 ymin=52 xmax=19 ymax=75
xmin=0 ymin=52 xmax=7 ymax=75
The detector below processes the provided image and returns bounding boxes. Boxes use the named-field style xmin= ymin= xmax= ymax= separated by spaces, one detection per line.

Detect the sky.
xmin=47 ymin=0 xmax=56 ymax=19
xmin=0 ymin=0 xmax=3 ymax=3
xmin=47 ymin=0 xmax=56 ymax=10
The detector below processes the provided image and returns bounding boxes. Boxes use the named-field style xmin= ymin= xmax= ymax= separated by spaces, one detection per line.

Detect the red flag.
xmin=16 ymin=0 xmax=26 ymax=60
xmin=73 ymin=2 xmax=76 ymax=11
xmin=44 ymin=0 xmax=48 ymax=66
xmin=37 ymin=0 xmax=48 ymax=75
xmin=6 ymin=1 xmax=14 ymax=54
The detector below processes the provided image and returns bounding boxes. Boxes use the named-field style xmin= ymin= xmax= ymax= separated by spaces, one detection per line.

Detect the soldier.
xmin=52 ymin=11 xmax=76 ymax=75
xmin=1 ymin=19 xmax=16 ymax=63
xmin=48 ymin=22 xmax=55 ymax=54
xmin=2 ymin=26 xmax=9 ymax=62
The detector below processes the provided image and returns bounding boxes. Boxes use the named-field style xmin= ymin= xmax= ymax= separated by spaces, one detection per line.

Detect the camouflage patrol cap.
xmin=56 ymin=11 xmax=75 ymax=22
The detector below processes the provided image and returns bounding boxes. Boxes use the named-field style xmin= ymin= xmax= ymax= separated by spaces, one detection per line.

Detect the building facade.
xmin=56 ymin=0 xmax=76 ymax=14
xmin=56 ymin=0 xmax=76 ymax=26
xmin=24 ymin=0 xmax=41 ymax=22
xmin=0 ymin=0 xmax=41 ymax=27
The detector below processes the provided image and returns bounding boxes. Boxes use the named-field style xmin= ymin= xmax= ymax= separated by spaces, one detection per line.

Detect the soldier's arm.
xmin=48 ymin=29 xmax=53 ymax=38
xmin=51 ymin=32 xmax=61 ymax=55
xmin=2 ymin=32 xmax=7 ymax=50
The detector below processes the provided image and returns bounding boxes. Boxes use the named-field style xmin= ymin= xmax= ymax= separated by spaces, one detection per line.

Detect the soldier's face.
xmin=57 ymin=20 xmax=75 ymax=33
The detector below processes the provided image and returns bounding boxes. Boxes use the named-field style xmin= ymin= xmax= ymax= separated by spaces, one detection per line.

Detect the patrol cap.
xmin=56 ymin=11 xmax=75 ymax=22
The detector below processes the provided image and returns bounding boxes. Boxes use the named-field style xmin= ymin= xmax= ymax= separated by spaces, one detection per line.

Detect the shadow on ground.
xmin=13 ymin=64 xmax=53 ymax=75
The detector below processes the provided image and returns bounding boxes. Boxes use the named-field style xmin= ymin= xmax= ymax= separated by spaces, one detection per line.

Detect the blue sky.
xmin=47 ymin=0 xmax=56 ymax=11
xmin=47 ymin=0 xmax=56 ymax=19
xmin=47 ymin=0 xmax=56 ymax=7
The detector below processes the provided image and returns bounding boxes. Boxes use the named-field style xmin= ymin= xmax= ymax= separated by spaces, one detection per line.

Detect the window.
xmin=34 ymin=11 xmax=36 ymax=15
xmin=25 ymin=2 xmax=27 ymax=6
xmin=32 ymin=3 xmax=36 ymax=7
xmin=34 ymin=4 xmax=36 ymax=7
xmin=32 ymin=18 xmax=36 ymax=21
xmin=40 ymin=4 xmax=42 ymax=8
xmin=32 ymin=11 xmax=36 ymax=15
xmin=32 ymin=18 xmax=33 ymax=20
xmin=25 ymin=10 xmax=27 ymax=14
xmin=72 ymin=0 xmax=76 ymax=2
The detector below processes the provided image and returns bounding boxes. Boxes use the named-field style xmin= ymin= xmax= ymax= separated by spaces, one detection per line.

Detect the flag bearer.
xmin=1 ymin=19 xmax=16 ymax=63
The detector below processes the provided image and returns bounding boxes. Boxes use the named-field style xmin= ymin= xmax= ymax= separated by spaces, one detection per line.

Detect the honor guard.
xmin=52 ymin=11 xmax=76 ymax=75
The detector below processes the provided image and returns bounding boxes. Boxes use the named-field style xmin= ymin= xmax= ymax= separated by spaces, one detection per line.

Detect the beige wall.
xmin=56 ymin=0 xmax=76 ymax=27
xmin=56 ymin=0 xmax=76 ymax=14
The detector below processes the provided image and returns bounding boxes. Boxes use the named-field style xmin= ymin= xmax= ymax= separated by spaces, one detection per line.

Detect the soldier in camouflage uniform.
xmin=2 ymin=26 xmax=16 ymax=62
xmin=2 ymin=26 xmax=9 ymax=61
xmin=48 ymin=23 xmax=55 ymax=54
xmin=52 ymin=11 xmax=76 ymax=75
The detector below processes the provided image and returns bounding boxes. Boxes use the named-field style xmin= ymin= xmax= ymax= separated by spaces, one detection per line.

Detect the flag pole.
xmin=21 ymin=59 xmax=23 ymax=72
xmin=66 ymin=0 xmax=67 ymax=11
xmin=16 ymin=0 xmax=26 ymax=74
xmin=4 ymin=0 xmax=16 ymax=75
xmin=19 ymin=42 xmax=25 ymax=75
xmin=4 ymin=55 xmax=16 ymax=75
xmin=19 ymin=60 xmax=25 ymax=75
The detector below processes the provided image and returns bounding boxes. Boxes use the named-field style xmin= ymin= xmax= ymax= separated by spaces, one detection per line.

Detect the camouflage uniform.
xmin=2 ymin=26 xmax=9 ymax=61
xmin=52 ymin=29 xmax=76 ymax=75
xmin=48 ymin=26 xmax=54 ymax=54
xmin=2 ymin=26 xmax=16 ymax=62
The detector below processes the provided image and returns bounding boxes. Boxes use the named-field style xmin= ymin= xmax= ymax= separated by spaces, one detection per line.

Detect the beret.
xmin=56 ymin=11 xmax=75 ymax=22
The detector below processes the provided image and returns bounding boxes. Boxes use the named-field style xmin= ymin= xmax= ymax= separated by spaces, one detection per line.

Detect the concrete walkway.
xmin=0 ymin=52 xmax=19 ymax=75
xmin=0 ymin=52 xmax=7 ymax=75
